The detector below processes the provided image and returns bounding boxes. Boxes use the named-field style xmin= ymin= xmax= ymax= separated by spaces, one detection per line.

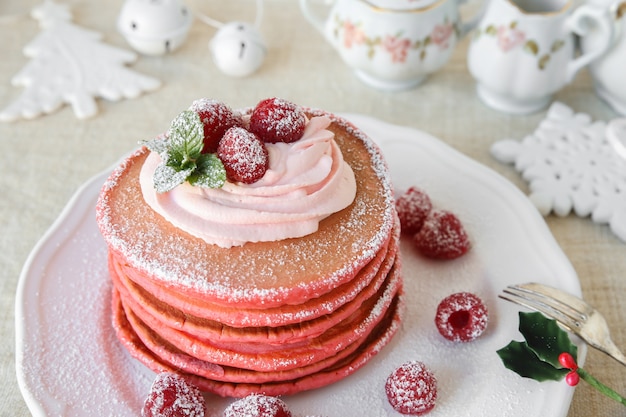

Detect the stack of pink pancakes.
xmin=97 ymin=110 xmax=404 ymax=397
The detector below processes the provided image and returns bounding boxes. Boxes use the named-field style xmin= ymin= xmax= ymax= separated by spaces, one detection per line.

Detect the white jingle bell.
xmin=118 ymin=0 xmax=193 ymax=55
xmin=209 ymin=21 xmax=267 ymax=77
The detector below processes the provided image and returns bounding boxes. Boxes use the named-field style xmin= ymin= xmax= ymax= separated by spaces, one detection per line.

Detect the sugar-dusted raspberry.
xmin=217 ymin=127 xmax=269 ymax=184
xmin=435 ymin=292 xmax=488 ymax=342
xmin=249 ymin=98 xmax=306 ymax=143
xmin=413 ymin=209 xmax=470 ymax=259
xmin=385 ymin=361 xmax=437 ymax=415
xmin=141 ymin=372 xmax=206 ymax=417
xmin=223 ymin=394 xmax=292 ymax=417
xmin=189 ymin=98 xmax=243 ymax=153
xmin=396 ymin=186 xmax=433 ymax=235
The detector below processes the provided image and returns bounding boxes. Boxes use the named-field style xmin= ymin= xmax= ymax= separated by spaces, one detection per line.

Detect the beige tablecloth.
xmin=1 ymin=1 xmax=624 ymax=416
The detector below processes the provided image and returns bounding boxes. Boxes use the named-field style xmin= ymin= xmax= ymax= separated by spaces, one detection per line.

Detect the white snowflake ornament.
xmin=0 ymin=0 xmax=161 ymax=121
xmin=491 ymin=102 xmax=626 ymax=243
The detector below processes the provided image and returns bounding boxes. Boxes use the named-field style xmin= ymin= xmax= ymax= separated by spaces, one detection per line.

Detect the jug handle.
xmin=566 ymin=5 xmax=615 ymax=83
xmin=458 ymin=0 xmax=488 ymax=38
xmin=299 ymin=0 xmax=331 ymax=36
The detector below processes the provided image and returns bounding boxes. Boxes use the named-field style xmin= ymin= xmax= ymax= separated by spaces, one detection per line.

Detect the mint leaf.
xmin=141 ymin=135 xmax=169 ymax=155
xmin=188 ymin=153 xmax=226 ymax=188
xmin=519 ymin=311 xmax=578 ymax=368
xmin=497 ymin=341 xmax=569 ymax=382
xmin=153 ymin=163 xmax=195 ymax=193
xmin=167 ymin=110 xmax=205 ymax=169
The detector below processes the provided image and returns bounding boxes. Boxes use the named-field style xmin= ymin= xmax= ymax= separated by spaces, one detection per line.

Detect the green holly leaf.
xmin=497 ymin=312 xmax=578 ymax=382
xmin=188 ymin=153 xmax=226 ymax=189
xmin=497 ymin=341 xmax=569 ymax=382
xmin=167 ymin=110 xmax=205 ymax=170
xmin=519 ymin=311 xmax=578 ymax=368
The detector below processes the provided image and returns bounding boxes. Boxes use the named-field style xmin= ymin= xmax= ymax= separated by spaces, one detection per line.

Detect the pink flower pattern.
xmin=335 ymin=18 xmax=456 ymax=63
xmin=343 ymin=21 xmax=365 ymax=48
xmin=496 ymin=25 xmax=526 ymax=52
xmin=431 ymin=23 xmax=454 ymax=50
xmin=382 ymin=35 xmax=412 ymax=63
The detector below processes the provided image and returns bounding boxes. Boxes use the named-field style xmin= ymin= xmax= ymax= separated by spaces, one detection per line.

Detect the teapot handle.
xmin=299 ymin=0 xmax=330 ymax=36
xmin=458 ymin=0 xmax=488 ymax=38
xmin=566 ymin=4 xmax=615 ymax=83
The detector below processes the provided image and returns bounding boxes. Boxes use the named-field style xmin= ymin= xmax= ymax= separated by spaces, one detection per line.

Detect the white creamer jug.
xmin=467 ymin=0 xmax=614 ymax=114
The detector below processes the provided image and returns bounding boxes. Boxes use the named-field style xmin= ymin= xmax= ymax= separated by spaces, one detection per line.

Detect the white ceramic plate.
xmin=16 ymin=114 xmax=584 ymax=417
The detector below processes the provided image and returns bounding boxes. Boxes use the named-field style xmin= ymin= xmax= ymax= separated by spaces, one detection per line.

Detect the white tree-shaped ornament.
xmin=0 ymin=1 xmax=161 ymax=121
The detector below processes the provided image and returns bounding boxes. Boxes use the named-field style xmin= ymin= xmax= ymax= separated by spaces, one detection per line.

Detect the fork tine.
xmin=499 ymin=289 xmax=580 ymax=332
xmin=505 ymin=285 xmax=588 ymax=323
xmin=515 ymin=283 xmax=594 ymax=316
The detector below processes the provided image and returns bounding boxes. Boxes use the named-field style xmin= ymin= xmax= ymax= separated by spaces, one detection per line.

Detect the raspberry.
xmin=189 ymin=98 xmax=243 ymax=153
xmin=435 ymin=292 xmax=488 ymax=342
xmin=413 ymin=209 xmax=470 ymax=259
xmin=385 ymin=361 xmax=437 ymax=415
xmin=249 ymin=98 xmax=306 ymax=143
xmin=217 ymin=127 xmax=269 ymax=184
xmin=141 ymin=372 xmax=206 ymax=417
xmin=396 ymin=187 xmax=433 ymax=234
xmin=223 ymin=394 xmax=292 ymax=417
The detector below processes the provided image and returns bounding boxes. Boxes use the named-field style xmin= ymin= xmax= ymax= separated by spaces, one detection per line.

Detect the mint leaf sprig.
xmin=498 ymin=311 xmax=626 ymax=407
xmin=142 ymin=110 xmax=226 ymax=193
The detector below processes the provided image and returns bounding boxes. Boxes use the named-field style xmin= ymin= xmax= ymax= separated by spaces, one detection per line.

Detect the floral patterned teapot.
xmin=299 ymin=0 xmax=485 ymax=91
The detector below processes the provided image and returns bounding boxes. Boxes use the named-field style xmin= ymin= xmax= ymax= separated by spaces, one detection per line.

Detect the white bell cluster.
xmin=117 ymin=0 xmax=266 ymax=77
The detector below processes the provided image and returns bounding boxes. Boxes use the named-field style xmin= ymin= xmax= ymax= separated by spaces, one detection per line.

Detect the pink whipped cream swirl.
xmin=140 ymin=115 xmax=357 ymax=248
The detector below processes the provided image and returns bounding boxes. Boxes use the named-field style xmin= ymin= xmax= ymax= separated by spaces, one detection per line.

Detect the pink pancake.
xmin=112 ymin=287 xmax=404 ymax=397
xmin=121 ymin=264 xmax=402 ymax=372
xmin=110 ymin=235 xmax=398 ymax=344
xmin=109 ymin=224 xmax=398 ymax=329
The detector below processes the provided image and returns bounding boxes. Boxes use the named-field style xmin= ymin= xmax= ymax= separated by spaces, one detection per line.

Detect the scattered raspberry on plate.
xmin=223 ymin=394 xmax=292 ymax=417
xmin=435 ymin=292 xmax=488 ymax=342
xmin=385 ymin=361 xmax=437 ymax=415
xmin=249 ymin=98 xmax=306 ymax=143
xmin=141 ymin=372 xmax=206 ymax=417
xmin=189 ymin=98 xmax=243 ymax=153
xmin=396 ymin=186 xmax=433 ymax=235
xmin=413 ymin=209 xmax=470 ymax=259
xmin=217 ymin=126 xmax=269 ymax=184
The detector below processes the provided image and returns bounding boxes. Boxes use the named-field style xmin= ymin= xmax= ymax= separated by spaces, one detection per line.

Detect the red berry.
xmin=249 ymin=98 xmax=306 ymax=143
xmin=558 ymin=352 xmax=578 ymax=370
xmin=223 ymin=394 xmax=292 ymax=417
xmin=413 ymin=209 xmax=470 ymax=259
xmin=217 ymin=127 xmax=269 ymax=184
xmin=396 ymin=187 xmax=433 ymax=235
xmin=141 ymin=372 xmax=206 ymax=417
xmin=385 ymin=361 xmax=437 ymax=415
xmin=435 ymin=292 xmax=488 ymax=342
xmin=189 ymin=98 xmax=243 ymax=153
xmin=565 ymin=370 xmax=580 ymax=386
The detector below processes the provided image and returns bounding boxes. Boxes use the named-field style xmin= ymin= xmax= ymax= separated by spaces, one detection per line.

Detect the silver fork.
xmin=500 ymin=282 xmax=626 ymax=366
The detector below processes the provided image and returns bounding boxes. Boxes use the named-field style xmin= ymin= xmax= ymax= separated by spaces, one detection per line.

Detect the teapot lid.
xmin=365 ymin=0 xmax=441 ymax=10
